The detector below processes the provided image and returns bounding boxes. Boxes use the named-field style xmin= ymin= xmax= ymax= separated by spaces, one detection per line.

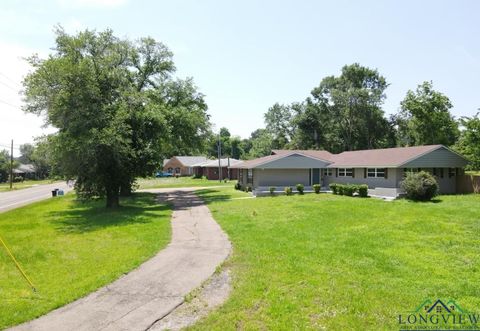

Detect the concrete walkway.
xmin=11 ymin=188 xmax=231 ymax=331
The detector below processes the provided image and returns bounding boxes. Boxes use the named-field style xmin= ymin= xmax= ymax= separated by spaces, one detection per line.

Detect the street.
xmin=0 ymin=182 xmax=72 ymax=213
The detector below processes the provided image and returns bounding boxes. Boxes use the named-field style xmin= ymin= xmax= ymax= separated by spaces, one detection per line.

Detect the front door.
xmin=312 ymin=168 xmax=320 ymax=185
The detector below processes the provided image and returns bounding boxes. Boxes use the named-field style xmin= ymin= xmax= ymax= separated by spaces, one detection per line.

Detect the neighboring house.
xmin=192 ymin=158 xmax=243 ymax=180
xmin=13 ymin=163 xmax=37 ymax=180
xmin=233 ymin=145 xmax=469 ymax=197
xmin=162 ymin=156 xmax=208 ymax=176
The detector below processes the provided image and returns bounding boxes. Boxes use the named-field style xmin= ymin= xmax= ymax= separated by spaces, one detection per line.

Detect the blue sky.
xmin=0 ymin=0 xmax=479 ymax=153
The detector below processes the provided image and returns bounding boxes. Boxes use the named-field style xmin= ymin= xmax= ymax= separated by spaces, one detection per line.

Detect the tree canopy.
xmin=23 ymin=27 xmax=210 ymax=207
xmin=397 ymin=81 xmax=459 ymax=146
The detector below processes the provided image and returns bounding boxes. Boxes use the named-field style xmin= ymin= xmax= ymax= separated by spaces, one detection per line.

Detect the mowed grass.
xmin=0 ymin=179 xmax=55 ymax=192
xmin=0 ymin=193 xmax=171 ymax=329
xmin=190 ymin=188 xmax=480 ymax=330
xmin=137 ymin=176 xmax=235 ymax=189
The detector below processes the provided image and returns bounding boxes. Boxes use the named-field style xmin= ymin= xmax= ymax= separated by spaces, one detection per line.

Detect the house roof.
xmin=172 ymin=156 xmax=208 ymax=167
xmin=14 ymin=163 xmax=36 ymax=173
xmin=271 ymin=149 xmax=335 ymax=162
xmin=162 ymin=159 xmax=170 ymax=166
xmin=193 ymin=158 xmax=243 ymax=167
xmin=327 ymin=145 xmax=445 ymax=167
xmin=235 ymin=145 xmax=467 ymax=169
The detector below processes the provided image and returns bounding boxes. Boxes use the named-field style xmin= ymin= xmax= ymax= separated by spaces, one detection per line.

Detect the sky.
xmin=1 ymin=0 xmax=479 ymax=155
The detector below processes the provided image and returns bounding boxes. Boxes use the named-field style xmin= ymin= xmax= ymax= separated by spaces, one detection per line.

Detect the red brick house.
xmin=163 ymin=156 xmax=208 ymax=176
xmin=192 ymin=158 xmax=243 ymax=180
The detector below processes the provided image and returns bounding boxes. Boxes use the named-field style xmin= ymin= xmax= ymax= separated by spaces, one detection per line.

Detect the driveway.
xmin=11 ymin=188 xmax=231 ymax=331
xmin=0 ymin=182 xmax=72 ymax=213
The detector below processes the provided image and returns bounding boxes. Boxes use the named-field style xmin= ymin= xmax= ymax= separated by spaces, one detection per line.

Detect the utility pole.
xmin=217 ymin=133 xmax=222 ymax=182
xmin=9 ymin=139 xmax=13 ymax=189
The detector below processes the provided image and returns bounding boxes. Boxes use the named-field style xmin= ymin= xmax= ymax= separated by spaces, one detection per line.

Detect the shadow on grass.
xmin=193 ymin=189 xmax=243 ymax=205
xmin=50 ymin=193 xmax=170 ymax=233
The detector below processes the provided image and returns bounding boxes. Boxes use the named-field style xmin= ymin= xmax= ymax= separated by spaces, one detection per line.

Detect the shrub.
xmin=269 ymin=187 xmax=276 ymax=195
xmin=234 ymin=183 xmax=242 ymax=190
xmin=401 ymin=171 xmax=439 ymax=201
xmin=284 ymin=187 xmax=293 ymax=195
xmin=343 ymin=184 xmax=355 ymax=196
xmin=329 ymin=183 xmax=338 ymax=194
xmin=296 ymin=184 xmax=304 ymax=194
xmin=13 ymin=176 xmax=24 ymax=183
xmin=337 ymin=184 xmax=345 ymax=195
xmin=358 ymin=184 xmax=369 ymax=197
xmin=313 ymin=184 xmax=321 ymax=194
xmin=246 ymin=185 xmax=252 ymax=192
xmin=191 ymin=174 xmax=202 ymax=179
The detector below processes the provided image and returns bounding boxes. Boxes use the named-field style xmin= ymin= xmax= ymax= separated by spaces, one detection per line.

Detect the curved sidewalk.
xmin=11 ymin=188 xmax=231 ymax=331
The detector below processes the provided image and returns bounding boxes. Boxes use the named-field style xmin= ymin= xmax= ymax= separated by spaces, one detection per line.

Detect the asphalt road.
xmin=0 ymin=182 xmax=73 ymax=213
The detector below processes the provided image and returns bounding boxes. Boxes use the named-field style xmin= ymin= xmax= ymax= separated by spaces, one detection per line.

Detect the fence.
xmin=456 ymin=174 xmax=480 ymax=194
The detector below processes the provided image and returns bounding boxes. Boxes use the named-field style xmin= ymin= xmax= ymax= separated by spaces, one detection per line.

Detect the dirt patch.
xmin=148 ymin=269 xmax=231 ymax=330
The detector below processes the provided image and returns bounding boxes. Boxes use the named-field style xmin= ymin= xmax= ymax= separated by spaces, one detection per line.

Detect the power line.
xmin=0 ymin=71 xmax=20 ymax=86
xmin=0 ymin=99 xmax=21 ymax=109
xmin=0 ymin=79 xmax=19 ymax=92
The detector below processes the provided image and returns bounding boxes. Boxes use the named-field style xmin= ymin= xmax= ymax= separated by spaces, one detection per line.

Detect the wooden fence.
xmin=456 ymin=175 xmax=480 ymax=194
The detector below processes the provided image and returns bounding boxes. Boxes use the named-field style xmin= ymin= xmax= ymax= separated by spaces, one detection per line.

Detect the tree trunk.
xmin=106 ymin=187 xmax=120 ymax=208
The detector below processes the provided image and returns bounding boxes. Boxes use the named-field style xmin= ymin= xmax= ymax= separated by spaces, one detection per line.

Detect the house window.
xmin=167 ymin=167 xmax=173 ymax=173
xmin=338 ymin=168 xmax=353 ymax=177
xmin=239 ymin=169 xmax=243 ymax=182
xmin=247 ymin=169 xmax=253 ymax=184
xmin=367 ymin=168 xmax=386 ymax=178
xmin=448 ymin=168 xmax=456 ymax=178
xmin=175 ymin=167 xmax=181 ymax=174
xmin=433 ymin=168 xmax=444 ymax=178
xmin=404 ymin=168 xmax=420 ymax=174
xmin=323 ymin=169 xmax=333 ymax=176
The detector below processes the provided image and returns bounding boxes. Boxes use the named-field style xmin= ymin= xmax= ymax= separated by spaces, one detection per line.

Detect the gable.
xmin=401 ymin=147 xmax=468 ymax=168
xmin=254 ymin=153 xmax=331 ymax=169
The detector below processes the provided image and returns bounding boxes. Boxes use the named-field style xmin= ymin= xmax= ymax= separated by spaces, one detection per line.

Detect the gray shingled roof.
xmin=193 ymin=158 xmax=242 ymax=167
xmin=174 ymin=156 xmax=208 ymax=166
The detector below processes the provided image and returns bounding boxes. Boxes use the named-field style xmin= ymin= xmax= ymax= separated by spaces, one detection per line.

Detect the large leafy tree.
xmin=23 ymin=28 xmax=210 ymax=207
xmin=455 ymin=113 xmax=480 ymax=170
xmin=0 ymin=150 xmax=10 ymax=183
xmin=18 ymin=144 xmax=35 ymax=164
xmin=264 ymin=103 xmax=294 ymax=148
xmin=397 ymin=81 xmax=459 ymax=146
xmin=307 ymin=63 xmax=392 ymax=152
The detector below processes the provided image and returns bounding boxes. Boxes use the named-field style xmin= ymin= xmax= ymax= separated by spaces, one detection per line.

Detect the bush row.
xmin=329 ymin=183 xmax=368 ymax=197
xmin=234 ymin=183 xmax=252 ymax=192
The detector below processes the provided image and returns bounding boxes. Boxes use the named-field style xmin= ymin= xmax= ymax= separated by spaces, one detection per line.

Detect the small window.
xmin=448 ymin=168 xmax=456 ymax=178
xmin=338 ymin=168 xmax=353 ymax=177
xmin=239 ymin=169 xmax=244 ymax=182
xmin=367 ymin=168 xmax=385 ymax=178
xmin=323 ymin=169 xmax=333 ymax=176
xmin=175 ymin=167 xmax=181 ymax=174
xmin=168 ymin=167 xmax=173 ymax=173
xmin=404 ymin=168 xmax=419 ymax=174
xmin=247 ymin=169 xmax=253 ymax=184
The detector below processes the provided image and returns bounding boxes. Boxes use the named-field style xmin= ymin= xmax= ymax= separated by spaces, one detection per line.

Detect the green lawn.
xmin=0 ymin=179 xmax=56 ymax=192
xmin=466 ymin=170 xmax=480 ymax=176
xmin=190 ymin=188 xmax=480 ymax=330
xmin=0 ymin=193 xmax=171 ymax=329
xmin=137 ymin=176 xmax=235 ymax=189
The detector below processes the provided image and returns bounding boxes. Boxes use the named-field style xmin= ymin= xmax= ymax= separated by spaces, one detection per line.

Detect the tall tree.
xmin=23 ymin=27 xmax=210 ymax=207
xmin=0 ymin=150 xmax=10 ymax=183
xmin=264 ymin=103 xmax=294 ymax=148
xmin=397 ymin=81 xmax=459 ymax=146
xmin=18 ymin=144 xmax=35 ymax=164
xmin=455 ymin=113 xmax=480 ymax=170
xmin=247 ymin=129 xmax=274 ymax=158
xmin=306 ymin=63 xmax=391 ymax=152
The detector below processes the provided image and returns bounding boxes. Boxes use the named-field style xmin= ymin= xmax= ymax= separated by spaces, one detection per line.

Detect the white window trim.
xmin=338 ymin=168 xmax=353 ymax=177
xmin=367 ymin=168 xmax=385 ymax=178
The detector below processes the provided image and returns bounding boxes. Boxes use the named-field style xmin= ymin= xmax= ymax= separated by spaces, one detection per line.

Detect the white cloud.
xmin=57 ymin=0 xmax=128 ymax=9
xmin=0 ymin=41 xmax=56 ymax=155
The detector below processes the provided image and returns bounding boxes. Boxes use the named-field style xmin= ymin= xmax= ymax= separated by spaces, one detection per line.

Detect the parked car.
xmin=155 ymin=171 xmax=173 ymax=178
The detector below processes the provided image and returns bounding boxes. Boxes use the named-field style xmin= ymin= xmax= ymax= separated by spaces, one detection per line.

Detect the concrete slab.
xmin=10 ymin=188 xmax=231 ymax=331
